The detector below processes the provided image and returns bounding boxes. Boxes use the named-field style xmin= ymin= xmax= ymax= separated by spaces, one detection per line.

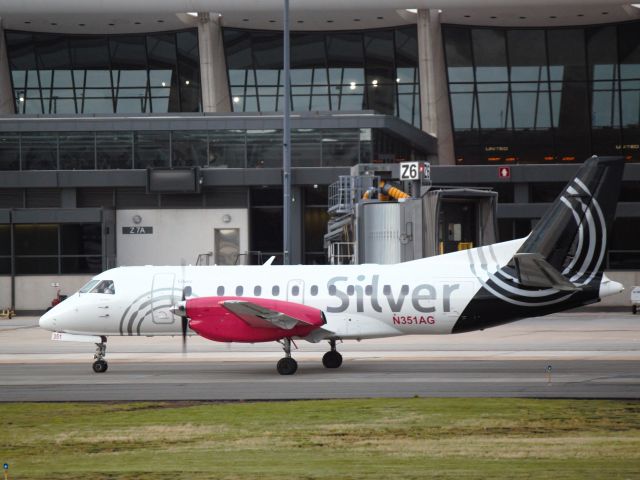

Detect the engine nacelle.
xmin=186 ymin=296 xmax=325 ymax=343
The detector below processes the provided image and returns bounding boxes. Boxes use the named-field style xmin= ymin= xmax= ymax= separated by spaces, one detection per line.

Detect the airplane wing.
xmin=512 ymin=253 xmax=581 ymax=292
xmin=220 ymin=300 xmax=315 ymax=330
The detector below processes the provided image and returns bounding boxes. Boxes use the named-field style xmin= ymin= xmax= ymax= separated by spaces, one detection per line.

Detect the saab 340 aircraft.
xmin=39 ymin=156 xmax=625 ymax=375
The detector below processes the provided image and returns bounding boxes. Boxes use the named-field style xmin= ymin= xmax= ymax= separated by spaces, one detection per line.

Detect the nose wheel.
xmin=322 ymin=339 xmax=343 ymax=369
xmin=92 ymin=337 xmax=108 ymax=373
xmin=277 ymin=338 xmax=298 ymax=375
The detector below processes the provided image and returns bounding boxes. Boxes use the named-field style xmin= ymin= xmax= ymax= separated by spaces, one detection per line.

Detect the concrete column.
xmin=197 ymin=12 xmax=231 ymax=113
xmin=417 ymin=9 xmax=455 ymax=166
xmin=514 ymin=183 xmax=529 ymax=204
xmin=0 ymin=18 xmax=16 ymax=115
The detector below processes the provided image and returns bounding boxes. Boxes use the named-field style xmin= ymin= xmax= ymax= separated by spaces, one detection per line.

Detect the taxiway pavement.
xmin=1 ymin=312 xmax=639 ymax=401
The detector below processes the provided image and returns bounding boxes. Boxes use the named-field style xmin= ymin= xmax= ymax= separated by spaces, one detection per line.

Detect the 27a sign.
xmin=122 ymin=226 xmax=153 ymax=235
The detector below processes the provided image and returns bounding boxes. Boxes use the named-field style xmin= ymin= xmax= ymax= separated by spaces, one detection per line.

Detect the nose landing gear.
xmin=92 ymin=337 xmax=108 ymax=373
xmin=277 ymin=338 xmax=298 ymax=375
xmin=322 ymin=339 xmax=342 ymax=369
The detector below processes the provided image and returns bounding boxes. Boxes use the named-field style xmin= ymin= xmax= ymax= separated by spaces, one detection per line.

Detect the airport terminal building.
xmin=0 ymin=0 xmax=639 ymax=310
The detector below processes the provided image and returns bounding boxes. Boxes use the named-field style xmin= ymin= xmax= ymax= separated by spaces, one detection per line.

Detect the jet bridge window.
xmin=91 ymin=280 xmax=115 ymax=294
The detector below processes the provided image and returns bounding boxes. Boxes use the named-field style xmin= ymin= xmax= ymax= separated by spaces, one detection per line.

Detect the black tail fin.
xmin=516 ymin=155 xmax=624 ymax=287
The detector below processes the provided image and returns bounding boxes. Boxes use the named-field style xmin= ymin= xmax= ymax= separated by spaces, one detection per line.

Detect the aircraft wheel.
xmin=322 ymin=351 xmax=343 ymax=369
xmin=92 ymin=360 xmax=108 ymax=373
xmin=633 ymin=305 xmax=637 ymax=315
xmin=276 ymin=357 xmax=298 ymax=375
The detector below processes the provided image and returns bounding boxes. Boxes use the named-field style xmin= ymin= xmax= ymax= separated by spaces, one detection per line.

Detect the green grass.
xmin=1 ymin=398 xmax=639 ymax=479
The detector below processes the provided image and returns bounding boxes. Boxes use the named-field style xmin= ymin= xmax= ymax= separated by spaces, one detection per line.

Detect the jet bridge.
xmin=325 ymin=163 xmax=498 ymax=265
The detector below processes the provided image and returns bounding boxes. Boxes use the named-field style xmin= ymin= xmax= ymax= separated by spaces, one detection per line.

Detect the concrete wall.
xmin=116 ymin=208 xmax=249 ymax=266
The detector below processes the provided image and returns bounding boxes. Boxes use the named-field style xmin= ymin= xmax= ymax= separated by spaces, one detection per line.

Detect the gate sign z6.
xmin=400 ymin=161 xmax=421 ymax=180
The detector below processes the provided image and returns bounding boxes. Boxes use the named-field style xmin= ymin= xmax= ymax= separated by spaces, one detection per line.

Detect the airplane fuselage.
xmin=41 ymin=239 xmax=527 ymax=340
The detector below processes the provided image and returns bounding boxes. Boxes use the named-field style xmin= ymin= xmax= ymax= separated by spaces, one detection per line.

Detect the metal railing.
xmin=328 ymin=242 xmax=356 ymax=265
xmin=328 ymin=175 xmax=375 ymax=215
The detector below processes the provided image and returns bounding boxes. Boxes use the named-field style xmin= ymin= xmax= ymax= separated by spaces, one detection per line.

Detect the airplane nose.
xmin=39 ymin=308 xmax=57 ymax=331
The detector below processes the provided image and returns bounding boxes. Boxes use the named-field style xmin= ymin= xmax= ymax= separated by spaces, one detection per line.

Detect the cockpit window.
xmin=79 ymin=280 xmax=99 ymax=294
xmin=91 ymin=280 xmax=115 ymax=295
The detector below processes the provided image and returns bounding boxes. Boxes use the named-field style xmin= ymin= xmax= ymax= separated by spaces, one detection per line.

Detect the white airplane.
xmin=39 ymin=156 xmax=625 ymax=375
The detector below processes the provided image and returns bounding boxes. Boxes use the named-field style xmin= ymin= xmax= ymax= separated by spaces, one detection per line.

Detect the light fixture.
xmin=222 ymin=214 xmax=232 ymax=223
xmin=233 ymin=96 xmax=240 ymax=103
xmin=161 ymin=81 xmax=166 ymax=87
xmin=349 ymin=81 xmax=356 ymax=90
xmin=313 ymin=184 xmax=318 ymax=189
xmin=186 ymin=12 xmax=198 ymax=17
xmin=405 ymin=9 xmax=417 ymax=14
xmin=632 ymin=4 xmax=640 ymax=8
xmin=372 ymin=79 xmax=378 ymax=87
xmin=396 ymin=77 xmax=401 ymax=83
xmin=19 ymin=96 xmax=24 ymax=102
xmin=185 ymin=80 xmax=190 ymax=85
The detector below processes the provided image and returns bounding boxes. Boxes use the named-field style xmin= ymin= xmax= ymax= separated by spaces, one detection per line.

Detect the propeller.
xmin=180 ymin=285 xmax=192 ymax=354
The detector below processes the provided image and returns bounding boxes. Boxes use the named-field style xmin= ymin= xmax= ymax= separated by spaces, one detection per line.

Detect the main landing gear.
xmin=92 ymin=336 xmax=108 ymax=373
xmin=277 ymin=338 xmax=298 ymax=375
xmin=322 ymin=339 xmax=343 ymax=369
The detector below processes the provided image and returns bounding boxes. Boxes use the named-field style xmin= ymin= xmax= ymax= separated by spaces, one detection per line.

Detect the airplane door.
xmin=151 ymin=273 xmax=177 ymax=324
xmin=287 ymin=279 xmax=305 ymax=304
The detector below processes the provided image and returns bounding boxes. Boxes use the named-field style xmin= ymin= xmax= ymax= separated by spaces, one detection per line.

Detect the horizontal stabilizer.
xmin=221 ymin=300 xmax=313 ymax=330
xmin=513 ymin=253 xmax=581 ymax=292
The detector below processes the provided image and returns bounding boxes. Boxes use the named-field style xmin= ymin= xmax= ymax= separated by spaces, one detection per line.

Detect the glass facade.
xmin=1 ymin=223 xmax=102 ymax=274
xmin=223 ymin=26 xmax=421 ymax=127
xmin=443 ymin=21 xmax=640 ymax=164
xmin=5 ymin=29 xmax=201 ymax=114
xmin=0 ymin=128 xmax=373 ymax=170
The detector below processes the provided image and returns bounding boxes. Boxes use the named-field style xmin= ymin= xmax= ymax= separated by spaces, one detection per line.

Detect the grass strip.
xmin=1 ymin=398 xmax=639 ymax=479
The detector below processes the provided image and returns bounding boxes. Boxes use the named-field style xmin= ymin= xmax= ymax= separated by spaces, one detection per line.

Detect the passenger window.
xmin=91 ymin=280 xmax=115 ymax=295
xmin=272 ymin=285 xmax=280 ymax=296
xmin=292 ymin=286 xmax=299 ymax=296
xmin=236 ymin=286 xmax=243 ymax=296
xmin=310 ymin=285 xmax=318 ymax=296
xmin=217 ymin=286 xmax=225 ymax=296
xmin=254 ymin=286 xmax=262 ymax=296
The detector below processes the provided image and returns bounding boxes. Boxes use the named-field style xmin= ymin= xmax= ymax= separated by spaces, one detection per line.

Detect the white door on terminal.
xmin=215 ymin=228 xmax=240 ymax=265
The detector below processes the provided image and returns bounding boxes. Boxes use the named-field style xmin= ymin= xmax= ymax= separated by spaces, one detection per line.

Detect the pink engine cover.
xmin=186 ymin=296 xmax=325 ymax=343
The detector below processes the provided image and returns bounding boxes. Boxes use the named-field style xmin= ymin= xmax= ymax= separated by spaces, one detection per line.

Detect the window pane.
xmin=134 ymin=131 xmax=170 ymax=168
xmin=61 ymin=224 xmax=102 ymax=255
xmin=619 ymin=22 xmax=640 ymax=80
xmin=15 ymin=257 xmax=58 ymax=274
xmin=97 ymin=131 xmax=132 ymax=169
xmin=209 ymin=130 xmax=246 ymax=168
xmin=172 ymin=131 xmax=207 ymax=167
xmin=59 ymin=133 xmax=95 ymax=170
xmin=472 ymin=29 xmax=508 ymax=82
xmin=247 ymin=130 xmax=281 ymax=168
xmin=507 ymin=30 xmax=547 ymax=82
xmin=547 ymin=29 xmax=586 ymax=82
xmin=0 ymin=225 xmax=10 ymax=255
xmin=15 ymin=224 xmax=58 ymax=255
xmin=61 ymin=256 xmax=102 ymax=274
xmin=21 ymin=132 xmax=58 ymax=170
xmin=0 ymin=133 xmax=20 ymax=170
